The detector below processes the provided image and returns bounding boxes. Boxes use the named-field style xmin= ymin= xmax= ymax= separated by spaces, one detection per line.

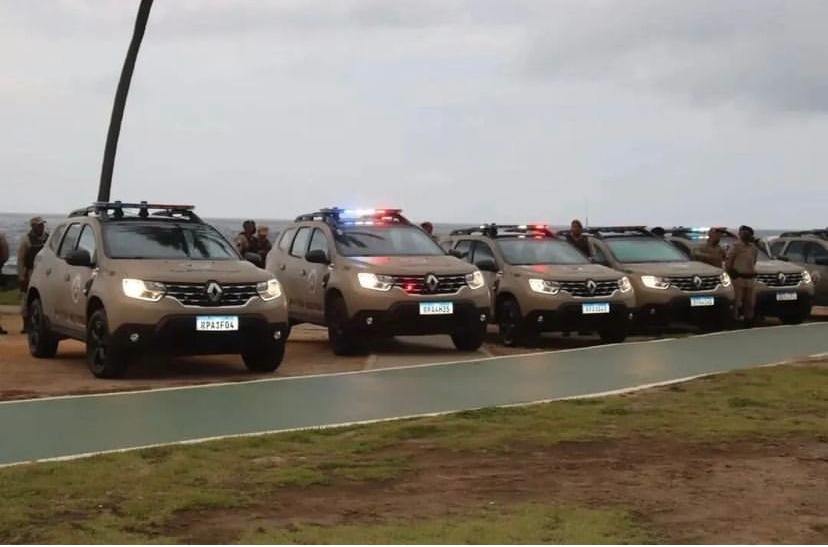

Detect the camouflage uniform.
xmin=726 ymin=239 xmax=758 ymax=323
xmin=17 ymin=218 xmax=49 ymax=324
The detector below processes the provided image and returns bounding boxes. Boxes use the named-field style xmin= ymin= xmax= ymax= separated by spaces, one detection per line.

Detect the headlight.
xmin=257 ymin=278 xmax=282 ymax=301
xmin=641 ymin=275 xmax=670 ymax=290
xmin=122 ymin=279 xmax=166 ymax=302
xmin=802 ymin=270 xmax=812 ymax=284
xmin=720 ymin=272 xmax=732 ymax=288
xmin=465 ymin=270 xmax=485 ymax=290
xmin=357 ymin=272 xmax=394 ymax=291
xmin=618 ymin=276 xmax=633 ymax=293
xmin=529 ymin=278 xmax=560 ymax=295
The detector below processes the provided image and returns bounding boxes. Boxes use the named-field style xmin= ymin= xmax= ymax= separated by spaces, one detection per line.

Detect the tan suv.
xmin=444 ymin=224 xmax=635 ymax=346
xmin=665 ymin=227 xmax=815 ymax=324
xmin=25 ymin=202 xmax=288 ymax=378
xmin=563 ymin=226 xmax=735 ymax=330
xmin=265 ymin=208 xmax=490 ymax=355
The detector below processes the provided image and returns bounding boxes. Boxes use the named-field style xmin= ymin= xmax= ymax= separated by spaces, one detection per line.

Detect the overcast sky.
xmin=1 ymin=0 xmax=826 ymax=227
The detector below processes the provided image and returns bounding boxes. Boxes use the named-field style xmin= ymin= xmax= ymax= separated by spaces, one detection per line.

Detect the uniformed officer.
xmin=566 ymin=219 xmax=591 ymax=257
xmin=725 ymin=225 xmax=759 ymax=328
xmin=693 ymin=227 xmax=726 ymax=268
xmin=0 ymin=231 xmax=8 ymax=334
xmin=17 ymin=217 xmax=49 ymax=333
xmin=255 ymin=225 xmax=272 ymax=262
xmin=234 ymin=220 xmax=259 ymax=256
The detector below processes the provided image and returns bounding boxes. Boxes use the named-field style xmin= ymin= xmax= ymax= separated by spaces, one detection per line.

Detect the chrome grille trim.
xmin=390 ymin=274 xmax=467 ymax=295
xmin=554 ymin=279 xmax=619 ymax=297
xmin=665 ymin=275 xmax=720 ymax=292
xmin=756 ymin=272 xmax=802 ymax=287
xmin=163 ymin=282 xmax=259 ymax=307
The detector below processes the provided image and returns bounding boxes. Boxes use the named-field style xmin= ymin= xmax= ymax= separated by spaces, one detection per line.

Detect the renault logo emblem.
xmin=206 ymin=282 xmax=223 ymax=304
xmin=586 ymin=279 xmax=597 ymax=295
xmin=425 ymin=274 xmax=440 ymax=293
xmin=777 ymin=272 xmax=786 ymax=285
xmin=692 ymin=275 xmax=703 ymax=289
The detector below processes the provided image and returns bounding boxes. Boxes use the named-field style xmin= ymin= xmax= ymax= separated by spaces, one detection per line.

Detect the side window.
xmin=76 ymin=225 xmax=97 ymax=261
xmin=290 ymin=227 xmax=311 ymax=258
xmin=308 ymin=229 xmax=329 ymax=258
xmin=472 ymin=241 xmax=496 ymax=265
xmin=769 ymin=240 xmax=786 ymax=257
xmin=453 ymin=240 xmax=473 ymax=262
xmin=670 ymin=240 xmax=691 ymax=258
xmin=278 ymin=228 xmax=296 ymax=252
xmin=806 ymin=242 xmax=828 ymax=264
xmin=591 ymin=241 xmax=609 ymax=265
xmin=58 ymin=223 xmax=82 ymax=259
xmin=784 ymin=241 xmax=806 ymax=262
xmin=49 ymin=224 xmax=67 ymax=252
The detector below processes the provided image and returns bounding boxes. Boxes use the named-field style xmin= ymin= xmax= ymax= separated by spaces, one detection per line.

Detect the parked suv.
xmin=25 ymin=202 xmax=288 ymax=378
xmin=265 ymin=208 xmax=490 ymax=355
xmin=665 ymin=227 xmax=814 ymax=324
xmin=769 ymin=229 xmax=828 ymax=307
xmin=444 ymin=224 xmax=635 ymax=345
xmin=561 ymin=226 xmax=734 ymax=330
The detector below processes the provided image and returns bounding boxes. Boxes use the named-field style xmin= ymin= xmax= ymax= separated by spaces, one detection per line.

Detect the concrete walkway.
xmin=1 ymin=323 xmax=827 ymax=467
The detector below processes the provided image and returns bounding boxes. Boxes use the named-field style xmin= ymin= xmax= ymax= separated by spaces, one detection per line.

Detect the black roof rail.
xmin=69 ymin=201 xmax=202 ymax=223
xmin=450 ymin=223 xmax=555 ymax=238
xmin=559 ymin=226 xmax=652 ymax=239
xmin=778 ymin=228 xmax=828 ymax=239
xmin=294 ymin=207 xmax=409 ymax=226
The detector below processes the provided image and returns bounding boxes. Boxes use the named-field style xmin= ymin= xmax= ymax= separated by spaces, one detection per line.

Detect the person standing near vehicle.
xmin=0 ymin=231 xmax=9 ymax=334
xmin=566 ymin=219 xmax=591 ymax=257
xmin=693 ymin=227 xmax=727 ymax=268
xmin=255 ymin=225 xmax=272 ymax=262
xmin=726 ymin=225 xmax=759 ymax=328
xmin=234 ymin=220 xmax=259 ymax=256
xmin=17 ymin=217 xmax=49 ymax=333
xmin=420 ymin=221 xmax=439 ymax=243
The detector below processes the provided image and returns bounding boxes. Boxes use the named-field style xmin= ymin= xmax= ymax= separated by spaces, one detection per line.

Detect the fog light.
xmin=537 ymin=315 xmax=544 ymax=323
xmin=366 ymin=316 xmax=374 ymax=326
xmin=480 ymin=314 xmax=487 ymax=322
xmin=273 ymin=330 xmax=282 ymax=340
xmin=129 ymin=333 xmax=140 ymax=343
xmin=649 ymin=308 xmax=656 ymax=315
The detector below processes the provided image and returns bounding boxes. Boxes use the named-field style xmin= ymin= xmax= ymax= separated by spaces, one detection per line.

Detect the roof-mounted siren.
xmin=296 ymin=207 xmax=408 ymax=226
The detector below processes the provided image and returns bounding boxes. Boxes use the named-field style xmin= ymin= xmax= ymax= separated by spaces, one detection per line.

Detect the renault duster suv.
xmin=562 ymin=226 xmax=734 ymax=330
xmin=665 ymin=227 xmax=814 ymax=324
xmin=265 ymin=208 xmax=490 ymax=355
xmin=25 ymin=202 xmax=288 ymax=378
xmin=770 ymin=229 xmax=828 ymax=307
xmin=444 ymin=224 xmax=635 ymax=346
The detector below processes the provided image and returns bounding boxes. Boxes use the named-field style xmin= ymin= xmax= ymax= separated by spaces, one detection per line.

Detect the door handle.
xmin=279 ymin=264 xmax=286 ymax=271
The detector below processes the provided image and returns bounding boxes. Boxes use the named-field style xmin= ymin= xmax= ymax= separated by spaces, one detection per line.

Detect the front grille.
xmin=757 ymin=272 xmax=803 ymax=287
xmin=164 ymin=282 xmax=259 ymax=307
xmin=556 ymin=279 xmax=618 ymax=297
xmin=390 ymin=274 xmax=467 ymax=295
xmin=666 ymin=275 xmax=720 ymax=292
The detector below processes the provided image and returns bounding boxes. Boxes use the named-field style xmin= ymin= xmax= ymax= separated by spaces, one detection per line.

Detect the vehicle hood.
xmin=618 ymin=261 xmax=722 ymax=277
xmin=510 ymin=263 xmax=621 ymax=281
xmin=755 ymin=259 xmax=805 ymax=274
xmin=342 ymin=255 xmax=475 ymax=275
xmin=106 ymin=259 xmax=272 ymax=283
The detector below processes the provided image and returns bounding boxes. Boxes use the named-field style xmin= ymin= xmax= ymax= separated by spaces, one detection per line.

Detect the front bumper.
xmin=348 ymin=300 xmax=489 ymax=336
xmin=111 ymin=314 xmax=288 ymax=356
xmin=524 ymin=302 xmax=631 ymax=332
xmin=634 ymin=295 xmax=732 ymax=326
xmin=755 ymin=289 xmax=813 ymax=318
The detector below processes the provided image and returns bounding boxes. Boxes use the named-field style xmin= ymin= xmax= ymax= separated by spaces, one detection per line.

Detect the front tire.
xmin=27 ymin=297 xmax=59 ymax=358
xmin=598 ymin=318 xmax=629 ymax=343
xmin=497 ymin=297 xmax=532 ymax=347
xmin=86 ymin=309 xmax=128 ymax=379
xmin=326 ymin=295 xmax=364 ymax=356
xmin=451 ymin=324 xmax=486 ymax=351
xmin=242 ymin=338 xmax=285 ymax=372
xmin=780 ymin=312 xmax=807 ymax=325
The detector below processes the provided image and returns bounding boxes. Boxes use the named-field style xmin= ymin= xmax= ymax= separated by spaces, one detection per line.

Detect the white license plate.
xmin=582 ymin=302 xmax=610 ymax=314
xmin=776 ymin=291 xmax=798 ymax=302
xmin=196 ymin=316 xmax=239 ymax=331
xmin=690 ymin=296 xmax=715 ymax=307
xmin=419 ymin=302 xmax=454 ymax=315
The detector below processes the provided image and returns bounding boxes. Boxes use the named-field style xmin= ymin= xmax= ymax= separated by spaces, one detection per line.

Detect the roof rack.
xmin=778 ymin=229 xmax=828 ymax=239
xmin=69 ymin=201 xmax=202 ymax=223
xmin=450 ymin=223 xmax=555 ymax=238
xmin=295 ymin=207 xmax=409 ymax=226
xmin=558 ymin=226 xmax=652 ymax=239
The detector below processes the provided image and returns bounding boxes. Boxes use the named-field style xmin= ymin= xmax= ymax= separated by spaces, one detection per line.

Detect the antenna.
xmin=97 ymin=0 xmax=155 ymax=202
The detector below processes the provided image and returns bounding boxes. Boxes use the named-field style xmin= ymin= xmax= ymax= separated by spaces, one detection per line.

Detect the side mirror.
xmin=815 ymin=257 xmax=828 ymax=266
xmin=448 ymin=248 xmax=465 ymax=259
xmin=306 ymin=249 xmax=330 ymax=264
xmin=244 ymin=252 xmax=263 ymax=268
xmin=475 ymin=258 xmax=498 ymax=272
xmin=65 ymin=249 xmax=93 ymax=268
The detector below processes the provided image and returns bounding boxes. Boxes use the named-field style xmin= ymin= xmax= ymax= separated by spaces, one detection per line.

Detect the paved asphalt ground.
xmin=1 ymin=323 xmax=827 ymax=467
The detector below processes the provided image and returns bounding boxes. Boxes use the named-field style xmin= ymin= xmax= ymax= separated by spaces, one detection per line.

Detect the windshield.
xmin=607 ymin=238 xmax=689 ymax=263
xmin=334 ymin=226 xmax=444 ymax=257
xmin=498 ymin=238 xmax=589 ymax=265
xmin=103 ymin=222 xmax=239 ymax=260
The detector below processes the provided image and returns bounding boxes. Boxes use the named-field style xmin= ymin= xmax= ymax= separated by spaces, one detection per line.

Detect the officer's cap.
xmin=29 ymin=216 xmax=46 ymax=226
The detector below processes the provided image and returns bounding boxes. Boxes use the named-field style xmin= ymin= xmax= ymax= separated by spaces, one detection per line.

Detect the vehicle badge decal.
xmin=586 ymin=279 xmax=597 ymax=295
xmin=425 ymin=274 xmax=440 ymax=293
xmin=777 ymin=272 xmax=786 ymax=284
xmin=692 ymin=275 xmax=703 ymax=289
xmin=206 ymin=281 xmax=223 ymax=304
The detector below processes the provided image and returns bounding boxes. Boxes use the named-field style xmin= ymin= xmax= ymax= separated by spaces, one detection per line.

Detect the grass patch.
xmin=1 ymin=364 xmax=826 ymax=543
xmin=239 ymin=503 xmax=655 ymax=544
xmin=0 ymin=288 xmax=21 ymax=306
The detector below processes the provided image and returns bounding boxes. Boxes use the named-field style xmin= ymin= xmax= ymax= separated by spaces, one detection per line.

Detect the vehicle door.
xmin=804 ymin=242 xmax=828 ymax=305
xmin=266 ymin=227 xmax=295 ymax=276
xmin=282 ymin=226 xmax=312 ymax=319
xmin=51 ymin=222 xmax=83 ymax=330
xmin=303 ymin=227 xmax=332 ymax=323
xmin=35 ymin=223 xmax=68 ymax=320
xmin=470 ymin=240 xmax=500 ymax=297
xmin=62 ymin=224 xmax=99 ymax=333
